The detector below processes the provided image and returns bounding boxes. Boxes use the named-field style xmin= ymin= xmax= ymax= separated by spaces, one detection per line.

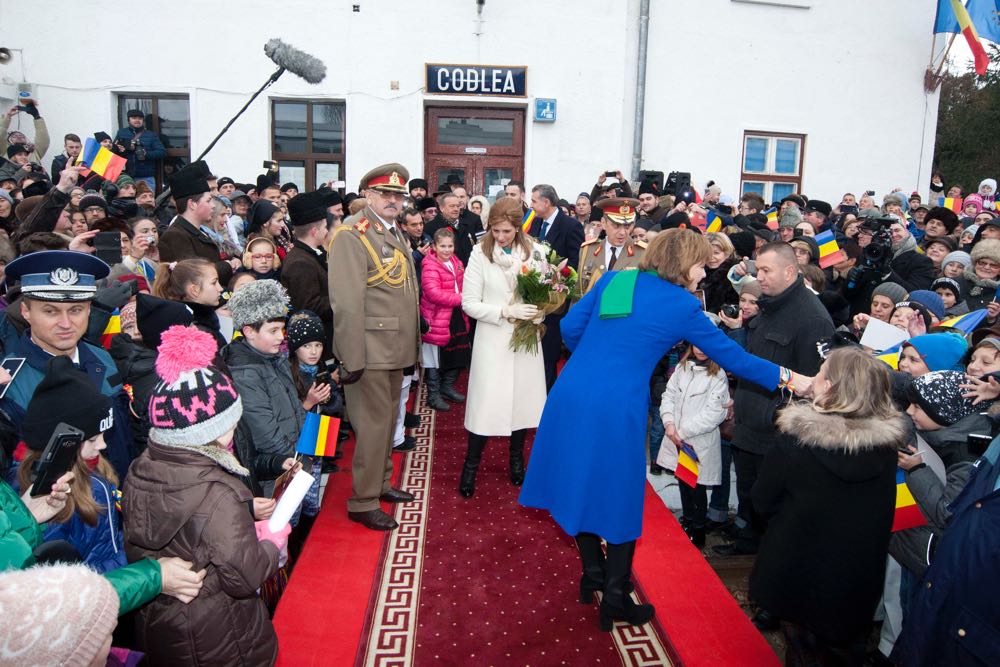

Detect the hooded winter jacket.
xmin=750 ymin=403 xmax=905 ymax=646
xmin=123 ymin=442 xmax=279 ymax=666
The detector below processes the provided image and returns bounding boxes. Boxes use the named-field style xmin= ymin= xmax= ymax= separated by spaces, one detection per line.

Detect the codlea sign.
xmin=425 ymin=64 xmax=527 ymax=97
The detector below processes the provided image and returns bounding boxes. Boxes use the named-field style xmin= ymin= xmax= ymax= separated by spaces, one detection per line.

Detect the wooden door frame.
xmin=424 ymin=105 xmax=525 ymax=196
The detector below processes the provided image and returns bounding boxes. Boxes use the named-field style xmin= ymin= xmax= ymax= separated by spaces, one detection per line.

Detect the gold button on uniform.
xmin=975 ymin=502 xmax=983 ymax=508
xmin=958 ymin=629 xmax=966 ymax=637
xmin=926 ymin=581 xmax=932 ymax=588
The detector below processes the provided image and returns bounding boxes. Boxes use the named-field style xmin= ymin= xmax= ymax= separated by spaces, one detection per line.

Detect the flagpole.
xmin=933 ymin=33 xmax=959 ymax=77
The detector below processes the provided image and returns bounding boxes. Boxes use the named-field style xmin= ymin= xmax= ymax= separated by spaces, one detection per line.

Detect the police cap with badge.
xmin=595 ymin=197 xmax=639 ymax=226
xmin=5 ymin=250 xmax=111 ymax=302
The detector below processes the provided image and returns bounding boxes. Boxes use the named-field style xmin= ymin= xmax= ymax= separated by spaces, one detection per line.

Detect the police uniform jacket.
xmin=328 ymin=206 xmax=420 ymax=372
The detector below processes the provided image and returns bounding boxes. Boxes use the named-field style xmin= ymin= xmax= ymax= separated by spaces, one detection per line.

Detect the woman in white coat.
xmin=459 ymin=197 xmax=548 ymax=498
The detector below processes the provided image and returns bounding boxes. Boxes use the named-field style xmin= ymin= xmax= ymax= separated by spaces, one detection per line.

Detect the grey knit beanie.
xmin=227 ymin=278 xmax=290 ymax=331
xmin=872 ymin=281 xmax=908 ymax=304
xmin=941 ymin=250 xmax=972 ymax=271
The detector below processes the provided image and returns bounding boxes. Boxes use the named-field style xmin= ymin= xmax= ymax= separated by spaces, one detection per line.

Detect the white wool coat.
xmin=462 ymin=243 xmax=547 ymax=436
xmin=657 ymin=360 xmax=729 ymax=485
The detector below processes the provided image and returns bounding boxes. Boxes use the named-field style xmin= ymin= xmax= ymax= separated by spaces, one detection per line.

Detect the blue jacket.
xmin=894 ymin=436 xmax=1000 ymax=666
xmin=113 ymin=127 xmax=166 ymax=179
xmin=0 ymin=325 xmax=135 ymax=480
xmin=42 ymin=473 xmax=127 ymax=574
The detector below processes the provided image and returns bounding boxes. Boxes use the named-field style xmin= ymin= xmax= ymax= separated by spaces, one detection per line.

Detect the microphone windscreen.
xmin=264 ymin=38 xmax=327 ymax=84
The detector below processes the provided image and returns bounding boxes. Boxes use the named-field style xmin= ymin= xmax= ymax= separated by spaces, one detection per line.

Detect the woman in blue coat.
xmin=519 ymin=229 xmax=811 ymax=631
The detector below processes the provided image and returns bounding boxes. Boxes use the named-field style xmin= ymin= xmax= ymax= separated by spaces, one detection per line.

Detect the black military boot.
xmin=575 ymin=532 xmax=606 ymax=604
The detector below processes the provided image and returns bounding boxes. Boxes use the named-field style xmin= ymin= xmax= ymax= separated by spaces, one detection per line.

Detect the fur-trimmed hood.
xmin=778 ymin=402 xmax=906 ymax=452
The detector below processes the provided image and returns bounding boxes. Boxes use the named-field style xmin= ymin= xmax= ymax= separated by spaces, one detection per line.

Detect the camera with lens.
xmin=131 ymin=139 xmax=148 ymax=161
xmin=721 ymin=303 xmax=740 ymax=319
xmin=847 ymin=216 xmax=896 ymax=290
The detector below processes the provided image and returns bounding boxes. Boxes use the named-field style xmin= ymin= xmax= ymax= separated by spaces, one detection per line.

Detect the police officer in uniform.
xmin=328 ymin=163 xmax=421 ymax=531
xmin=578 ymin=197 xmax=646 ymax=296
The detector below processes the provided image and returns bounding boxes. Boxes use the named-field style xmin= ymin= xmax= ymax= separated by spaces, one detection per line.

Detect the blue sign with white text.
xmin=534 ymin=98 xmax=557 ymax=122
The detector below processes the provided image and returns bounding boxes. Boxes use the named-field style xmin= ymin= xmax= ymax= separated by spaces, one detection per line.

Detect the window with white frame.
xmin=740 ymin=131 xmax=805 ymax=205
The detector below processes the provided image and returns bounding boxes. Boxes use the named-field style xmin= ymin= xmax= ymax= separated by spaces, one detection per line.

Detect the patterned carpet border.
xmin=357 ymin=382 xmax=435 ymax=667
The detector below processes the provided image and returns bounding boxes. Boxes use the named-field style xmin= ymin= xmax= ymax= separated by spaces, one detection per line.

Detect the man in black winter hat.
xmin=282 ymin=190 xmax=334 ymax=338
xmin=158 ymin=161 xmax=239 ymax=285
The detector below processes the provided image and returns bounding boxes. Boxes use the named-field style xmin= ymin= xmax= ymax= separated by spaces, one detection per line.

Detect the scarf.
xmin=891 ymin=233 xmax=918 ymax=260
xmin=299 ymin=362 xmax=318 ymax=377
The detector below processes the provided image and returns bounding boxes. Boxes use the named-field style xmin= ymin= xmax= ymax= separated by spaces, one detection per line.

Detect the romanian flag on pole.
xmin=521 ymin=209 xmax=537 ymax=234
xmin=892 ymin=468 xmax=928 ymax=532
xmin=675 ymin=443 xmax=700 ymax=488
xmin=937 ymin=308 xmax=988 ymax=334
xmin=76 ymin=138 xmax=127 ymax=183
xmin=764 ymin=206 xmax=779 ymax=230
xmin=949 ymin=0 xmax=991 ymax=75
xmin=815 ymin=229 xmax=848 ymax=269
xmin=938 ymin=196 xmax=964 ymax=213
xmin=295 ymin=412 xmax=341 ymax=457
xmin=705 ymin=210 xmax=724 ymax=233
xmin=100 ymin=308 xmax=121 ymax=349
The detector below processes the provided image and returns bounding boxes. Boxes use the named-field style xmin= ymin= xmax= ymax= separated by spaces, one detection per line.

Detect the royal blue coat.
xmin=518 ymin=271 xmax=779 ymax=543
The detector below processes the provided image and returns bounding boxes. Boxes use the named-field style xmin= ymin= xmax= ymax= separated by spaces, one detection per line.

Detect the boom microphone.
xmin=264 ymin=39 xmax=327 ymax=84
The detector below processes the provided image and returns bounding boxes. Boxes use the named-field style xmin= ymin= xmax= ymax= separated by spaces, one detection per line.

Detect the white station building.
xmin=0 ymin=0 xmax=943 ymax=204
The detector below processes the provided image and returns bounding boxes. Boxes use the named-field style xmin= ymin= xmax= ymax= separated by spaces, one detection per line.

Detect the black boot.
xmin=575 ymin=532 xmax=606 ymax=604
xmin=509 ymin=428 xmax=526 ymax=486
xmin=439 ymin=368 xmax=466 ymax=403
xmin=287 ymin=513 xmax=317 ymax=568
xmin=684 ymin=523 xmax=706 ymax=548
xmin=599 ymin=540 xmax=655 ymax=632
xmin=459 ymin=432 xmax=487 ymax=498
xmin=425 ymin=369 xmax=451 ymax=412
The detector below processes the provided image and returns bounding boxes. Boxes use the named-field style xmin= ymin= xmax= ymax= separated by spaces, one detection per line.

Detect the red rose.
xmin=560 ymin=266 xmax=571 ymax=277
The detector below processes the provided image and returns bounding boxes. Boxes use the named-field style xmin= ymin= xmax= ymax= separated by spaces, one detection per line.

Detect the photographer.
xmin=1 ymin=97 xmax=50 ymax=166
xmin=846 ymin=217 xmax=934 ymax=307
xmin=113 ymin=109 xmax=166 ymax=191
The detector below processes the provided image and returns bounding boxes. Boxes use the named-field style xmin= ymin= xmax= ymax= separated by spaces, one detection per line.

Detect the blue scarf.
xmin=299 ymin=362 xmax=318 ymax=377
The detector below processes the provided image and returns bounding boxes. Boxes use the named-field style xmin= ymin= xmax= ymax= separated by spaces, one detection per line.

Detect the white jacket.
xmin=657 ymin=360 xmax=729 ymax=485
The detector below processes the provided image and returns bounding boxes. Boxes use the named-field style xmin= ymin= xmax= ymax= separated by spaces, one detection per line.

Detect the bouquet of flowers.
xmin=509 ymin=246 xmax=578 ymax=354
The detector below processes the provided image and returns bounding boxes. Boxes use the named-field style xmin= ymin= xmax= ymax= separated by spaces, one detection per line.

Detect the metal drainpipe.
xmin=631 ymin=0 xmax=650 ymax=182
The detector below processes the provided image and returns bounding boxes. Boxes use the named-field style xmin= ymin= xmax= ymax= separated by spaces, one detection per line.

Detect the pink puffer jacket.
xmin=420 ymin=251 xmax=468 ymax=346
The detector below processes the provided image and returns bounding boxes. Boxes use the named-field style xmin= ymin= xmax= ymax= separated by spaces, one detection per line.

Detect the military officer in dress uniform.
xmin=328 ymin=163 xmax=421 ymax=531
xmin=578 ymin=197 xmax=646 ymax=296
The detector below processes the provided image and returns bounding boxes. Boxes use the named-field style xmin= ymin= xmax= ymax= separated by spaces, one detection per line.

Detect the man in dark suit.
xmin=528 ymin=184 xmax=584 ymax=391
xmin=158 ymin=161 xmax=239 ymax=285
xmin=424 ymin=191 xmax=479 ymax=267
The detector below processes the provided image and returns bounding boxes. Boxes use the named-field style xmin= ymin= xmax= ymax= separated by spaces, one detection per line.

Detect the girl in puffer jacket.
xmin=657 ymin=334 xmax=730 ymax=548
xmin=420 ymin=228 xmax=470 ymax=411
xmin=16 ymin=356 xmax=126 ymax=574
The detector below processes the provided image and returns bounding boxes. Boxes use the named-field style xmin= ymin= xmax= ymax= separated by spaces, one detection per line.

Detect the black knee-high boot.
xmin=425 ymin=369 xmax=451 ymax=412
xmin=575 ymin=532 xmax=606 ymax=604
xmin=459 ymin=432 xmax=488 ymax=498
xmin=509 ymin=428 xmax=527 ymax=486
xmin=440 ymin=368 xmax=466 ymax=402
xmin=599 ymin=540 xmax=655 ymax=631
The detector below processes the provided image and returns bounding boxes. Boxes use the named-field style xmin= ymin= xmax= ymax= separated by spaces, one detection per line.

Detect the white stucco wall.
xmin=0 ymin=0 xmax=939 ymax=202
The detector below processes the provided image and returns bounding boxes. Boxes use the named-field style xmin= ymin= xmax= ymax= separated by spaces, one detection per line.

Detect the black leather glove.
xmin=22 ymin=103 xmax=39 ymax=120
xmin=340 ymin=368 xmax=365 ymax=385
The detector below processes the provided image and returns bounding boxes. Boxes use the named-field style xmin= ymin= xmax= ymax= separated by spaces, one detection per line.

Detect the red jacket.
xmin=420 ymin=251 xmax=467 ymax=346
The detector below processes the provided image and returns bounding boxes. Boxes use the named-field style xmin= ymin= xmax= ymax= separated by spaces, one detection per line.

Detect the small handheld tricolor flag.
xmin=764 ymin=207 xmax=779 ymax=230
xmin=705 ymin=210 xmax=723 ymax=234
xmin=937 ymin=196 xmax=963 ymax=213
xmin=76 ymin=137 xmax=127 ymax=183
xmin=814 ymin=229 xmax=848 ymax=269
xmin=295 ymin=412 xmax=341 ymax=457
xmin=892 ymin=468 xmax=927 ymax=532
xmin=521 ymin=209 xmax=537 ymax=234
xmin=675 ymin=442 xmax=700 ymax=488
xmin=936 ymin=308 xmax=988 ymax=334
xmin=100 ymin=308 xmax=121 ymax=349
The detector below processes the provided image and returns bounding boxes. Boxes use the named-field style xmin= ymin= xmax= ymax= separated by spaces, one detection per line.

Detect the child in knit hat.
xmin=940 ymin=250 xmax=971 ymax=279
xmin=897 ymin=333 xmax=968 ymax=378
xmin=0 ymin=563 xmax=119 ymax=666
xmin=931 ymin=277 xmax=969 ymax=316
xmin=123 ymin=324 xmax=288 ymax=666
xmin=16 ymin=356 xmax=125 ymax=574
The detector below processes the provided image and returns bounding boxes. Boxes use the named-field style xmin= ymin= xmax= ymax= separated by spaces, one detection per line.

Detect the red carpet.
xmin=634 ymin=484 xmax=780 ymax=666
xmin=275 ymin=374 xmax=774 ymax=665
